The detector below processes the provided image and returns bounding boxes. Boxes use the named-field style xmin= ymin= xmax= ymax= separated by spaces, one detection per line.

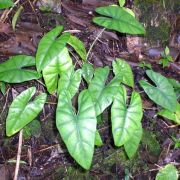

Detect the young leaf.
xmin=0 ymin=55 xmax=40 ymax=83
xmin=88 ymin=67 xmax=120 ymax=116
xmin=56 ymin=90 xmax=97 ymax=170
xmin=58 ymin=67 xmax=82 ymax=98
xmin=0 ymin=0 xmax=14 ymax=9
xmin=118 ymin=0 xmax=125 ymax=7
xmin=12 ymin=6 xmax=23 ymax=31
xmin=93 ymin=6 xmax=145 ymax=35
xmin=82 ymin=63 xmax=94 ymax=84
xmin=112 ymin=58 xmax=134 ymax=87
xmin=164 ymin=46 xmax=170 ymax=56
xmin=139 ymin=70 xmax=177 ymax=112
xmin=95 ymin=130 xmax=103 ymax=146
xmin=124 ymin=124 xmax=143 ymax=158
xmin=42 ymin=47 xmax=73 ymax=94
xmin=68 ymin=35 xmax=87 ymax=61
xmin=111 ymin=86 xmax=143 ymax=146
xmin=36 ymin=26 xmax=70 ymax=72
xmin=158 ymin=103 xmax=180 ymax=125
xmin=156 ymin=164 xmax=178 ymax=180
xmin=6 ymin=87 xmax=47 ymax=137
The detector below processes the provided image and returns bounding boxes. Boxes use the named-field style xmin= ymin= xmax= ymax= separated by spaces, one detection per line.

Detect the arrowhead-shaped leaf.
xmin=42 ymin=47 xmax=73 ymax=94
xmin=36 ymin=26 xmax=70 ymax=72
xmin=124 ymin=124 xmax=143 ymax=158
xmin=158 ymin=103 xmax=180 ymax=125
xmin=0 ymin=55 xmax=40 ymax=83
xmin=56 ymin=90 xmax=97 ymax=169
xmin=88 ymin=67 xmax=120 ymax=116
xmin=68 ymin=35 xmax=87 ymax=61
xmin=6 ymin=87 xmax=47 ymax=136
xmin=58 ymin=66 xmax=82 ymax=98
xmin=82 ymin=63 xmax=94 ymax=84
xmin=111 ymin=86 xmax=143 ymax=146
xmin=156 ymin=164 xmax=178 ymax=180
xmin=93 ymin=6 xmax=145 ymax=34
xmin=112 ymin=58 xmax=134 ymax=87
xmin=139 ymin=70 xmax=177 ymax=112
xmin=0 ymin=0 xmax=14 ymax=9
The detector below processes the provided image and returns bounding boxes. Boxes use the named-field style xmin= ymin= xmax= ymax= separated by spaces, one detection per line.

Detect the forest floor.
xmin=0 ymin=0 xmax=179 ymax=179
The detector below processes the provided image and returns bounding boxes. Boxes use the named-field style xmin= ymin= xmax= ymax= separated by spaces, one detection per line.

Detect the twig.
xmin=0 ymin=0 xmax=21 ymax=22
xmin=86 ymin=28 xmax=105 ymax=61
xmin=13 ymin=129 xmax=23 ymax=180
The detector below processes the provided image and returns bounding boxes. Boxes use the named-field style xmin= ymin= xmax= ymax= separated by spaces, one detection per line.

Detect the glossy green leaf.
xmin=0 ymin=55 xmax=40 ymax=83
xmin=112 ymin=58 xmax=134 ymax=87
xmin=42 ymin=47 xmax=73 ymax=94
xmin=139 ymin=70 xmax=177 ymax=112
xmin=58 ymin=66 xmax=82 ymax=97
xmin=6 ymin=87 xmax=47 ymax=137
xmin=95 ymin=130 xmax=103 ymax=146
xmin=0 ymin=0 xmax=14 ymax=9
xmin=36 ymin=26 xmax=70 ymax=72
xmin=82 ymin=63 xmax=94 ymax=84
xmin=0 ymin=82 xmax=6 ymax=95
xmin=93 ymin=6 xmax=145 ymax=34
xmin=88 ymin=67 xmax=120 ymax=116
xmin=168 ymin=78 xmax=180 ymax=89
xmin=111 ymin=86 xmax=143 ymax=146
xmin=68 ymin=35 xmax=87 ymax=61
xmin=56 ymin=90 xmax=97 ymax=169
xmin=12 ymin=6 xmax=23 ymax=31
xmin=124 ymin=124 xmax=143 ymax=158
xmin=158 ymin=103 xmax=180 ymax=124
xmin=156 ymin=164 xmax=178 ymax=180
xmin=122 ymin=7 xmax=135 ymax=17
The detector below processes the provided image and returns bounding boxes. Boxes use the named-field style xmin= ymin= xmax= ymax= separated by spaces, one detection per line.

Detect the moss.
xmin=142 ymin=130 xmax=161 ymax=156
xmin=134 ymin=0 xmax=174 ymax=46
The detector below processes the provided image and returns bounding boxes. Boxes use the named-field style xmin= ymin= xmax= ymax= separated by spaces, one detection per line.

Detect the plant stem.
xmin=13 ymin=129 xmax=23 ymax=180
xmin=86 ymin=28 xmax=105 ymax=61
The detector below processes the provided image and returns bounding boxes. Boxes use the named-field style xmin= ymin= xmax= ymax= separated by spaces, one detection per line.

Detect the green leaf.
xmin=68 ymin=35 xmax=87 ymax=61
xmin=156 ymin=164 xmax=178 ymax=180
xmin=0 ymin=81 xmax=6 ymax=95
xmin=0 ymin=55 xmax=40 ymax=83
xmin=168 ymin=78 xmax=180 ymax=89
xmin=112 ymin=58 xmax=134 ymax=87
xmin=93 ymin=6 xmax=145 ymax=35
xmin=111 ymin=86 xmax=143 ymax=146
xmin=164 ymin=46 xmax=170 ymax=56
xmin=42 ymin=47 xmax=73 ymax=94
xmin=88 ymin=67 xmax=120 ymax=116
xmin=118 ymin=0 xmax=125 ymax=7
xmin=56 ymin=90 xmax=97 ymax=169
xmin=139 ymin=70 xmax=177 ymax=112
xmin=124 ymin=124 xmax=143 ymax=158
xmin=12 ymin=6 xmax=23 ymax=31
xmin=122 ymin=7 xmax=135 ymax=17
xmin=95 ymin=130 xmax=103 ymax=146
xmin=6 ymin=87 xmax=47 ymax=137
xmin=0 ymin=0 xmax=14 ymax=9
xmin=158 ymin=103 xmax=180 ymax=124
xmin=58 ymin=66 xmax=82 ymax=98
xmin=82 ymin=63 xmax=94 ymax=84
xmin=36 ymin=26 xmax=70 ymax=72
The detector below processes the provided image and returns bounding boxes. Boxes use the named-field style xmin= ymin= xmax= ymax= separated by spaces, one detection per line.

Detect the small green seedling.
xmin=159 ymin=46 xmax=173 ymax=68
